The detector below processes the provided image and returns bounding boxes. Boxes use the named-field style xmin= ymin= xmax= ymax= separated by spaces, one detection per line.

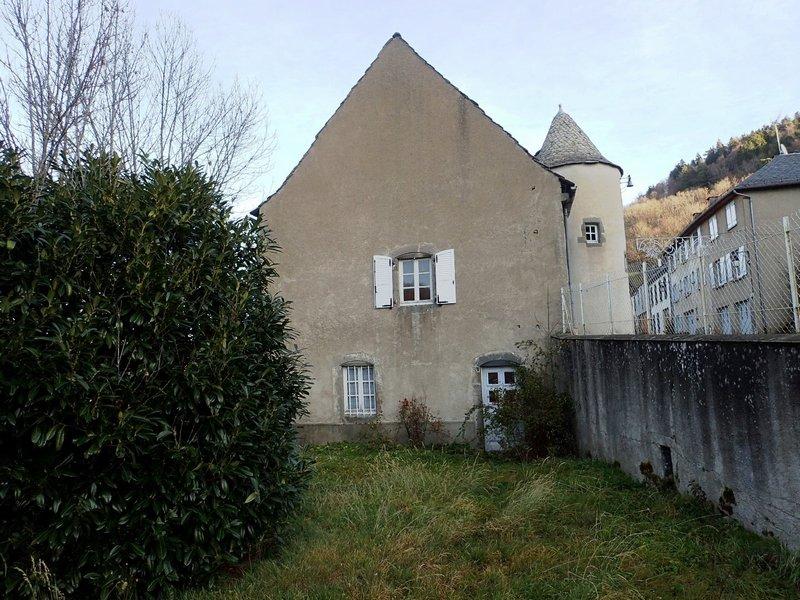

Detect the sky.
xmin=135 ymin=0 xmax=800 ymax=215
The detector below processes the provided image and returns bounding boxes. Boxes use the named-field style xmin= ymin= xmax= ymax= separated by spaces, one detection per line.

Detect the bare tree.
xmin=0 ymin=0 xmax=272 ymax=196
xmin=0 ymin=0 xmax=118 ymax=177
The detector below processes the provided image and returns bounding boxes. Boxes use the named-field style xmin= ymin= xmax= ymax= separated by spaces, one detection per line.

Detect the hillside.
xmin=645 ymin=114 xmax=800 ymax=199
xmin=624 ymin=114 xmax=800 ymax=262
xmin=624 ymin=178 xmax=738 ymax=262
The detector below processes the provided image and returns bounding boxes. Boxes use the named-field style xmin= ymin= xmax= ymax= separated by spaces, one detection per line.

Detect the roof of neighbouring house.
xmin=676 ymin=153 xmax=800 ymax=239
xmin=736 ymin=152 xmax=800 ymax=191
xmin=535 ymin=107 xmax=623 ymax=174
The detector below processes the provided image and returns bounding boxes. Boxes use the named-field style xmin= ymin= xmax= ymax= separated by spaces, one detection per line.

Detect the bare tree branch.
xmin=0 ymin=0 xmax=272 ymax=196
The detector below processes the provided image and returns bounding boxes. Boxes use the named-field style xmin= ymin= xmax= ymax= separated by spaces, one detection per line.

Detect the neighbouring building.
xmin=632 ymin=152 xmax=800 ymax=335
xmin=252 ymin=34 xmax=631 ymax=444
xmin=632 ymin=262 xmax=671 ymax=334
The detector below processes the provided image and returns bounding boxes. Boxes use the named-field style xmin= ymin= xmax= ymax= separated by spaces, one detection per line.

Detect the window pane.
xmin=403 ymin=273 xmax=414 ymax=287
xmin=419 ymin=286 xmax=431 ymax=300
xmin=418 ymin=258 xmax=431 ymax=273
xmin=418 ymin=272 xmax=430 ymax=287
xmin=488 ymin=372 xmax=499 ymax=384
xmin=401 ymin=260 xmax=413 ymax=274
xmin=504 ymin=371 xmax=516 ymax=385
xmin=403 ymin=288 xmax=415 ymax=301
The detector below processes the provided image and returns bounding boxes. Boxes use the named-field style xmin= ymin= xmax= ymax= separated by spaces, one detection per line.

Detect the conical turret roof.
xmin=536 ymin=107 xmax=622 ymax=173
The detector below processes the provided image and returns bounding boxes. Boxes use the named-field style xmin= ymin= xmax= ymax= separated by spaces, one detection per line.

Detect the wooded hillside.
xmin=645 ymin=114 xmax=800 ymax=199
xmin=624 ymin=114 xmax=799 ymax=262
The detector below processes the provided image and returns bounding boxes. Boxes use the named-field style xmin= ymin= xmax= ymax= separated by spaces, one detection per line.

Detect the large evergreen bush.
xmin=0 ymin=148 xmax=308 ymax=597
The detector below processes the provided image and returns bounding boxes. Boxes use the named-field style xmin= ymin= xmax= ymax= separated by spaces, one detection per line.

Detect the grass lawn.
xmin=187 ymin=443 xmax=798 ymax=599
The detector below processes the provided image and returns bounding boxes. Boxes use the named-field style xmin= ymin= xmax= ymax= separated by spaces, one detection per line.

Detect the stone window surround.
xmin=337 ymin=352 xmax=381 ymax=421
xmin=388 ymin=243 xmax=440 ymax=307
xmin=577 ymin=217 xmax=606 ymax=246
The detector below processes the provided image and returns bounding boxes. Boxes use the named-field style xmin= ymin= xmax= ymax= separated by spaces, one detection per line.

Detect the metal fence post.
xmin=606 ymin=273 xmax=614 ymax=334
xmin=783 ymin=216 xmax=800 ymax=333
xmin=578 ymin=282 xmax=586 ymax=334
xmin=641 ymin=263 xmax=650 ymax=334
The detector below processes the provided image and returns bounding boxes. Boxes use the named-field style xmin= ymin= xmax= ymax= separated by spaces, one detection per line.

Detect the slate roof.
xmin=676 ymin=153 xmax=800 ymax=239
xmin=536 ymin=108 xmax=622 ymax=174
xmin=736 ymin=153 xmax=800 ymax=191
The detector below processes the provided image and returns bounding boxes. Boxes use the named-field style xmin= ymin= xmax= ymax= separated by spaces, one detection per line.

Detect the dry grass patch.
xmin=185 ymin=444 xmax=798 ymax=599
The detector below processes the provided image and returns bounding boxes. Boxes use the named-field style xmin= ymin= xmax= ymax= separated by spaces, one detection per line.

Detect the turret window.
xmin=584 ymin=223 xmax=600 ymax=244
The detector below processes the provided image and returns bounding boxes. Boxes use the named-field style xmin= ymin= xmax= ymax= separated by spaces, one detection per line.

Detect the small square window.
xmin=504 ymin=371 xmax=516 ymax=385
xmin=487 ymin=372 xmax=499 ymax=384
xmin=584 ymin=223 xmax=600 ymax=244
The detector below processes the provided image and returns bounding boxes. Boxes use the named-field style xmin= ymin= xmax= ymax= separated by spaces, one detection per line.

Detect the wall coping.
xmin=552 ymin=332 xmax=800 ymax=345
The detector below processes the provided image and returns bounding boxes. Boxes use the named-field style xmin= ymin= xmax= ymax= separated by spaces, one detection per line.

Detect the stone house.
xmin=252 ymin=34 xmax=630 ymax=443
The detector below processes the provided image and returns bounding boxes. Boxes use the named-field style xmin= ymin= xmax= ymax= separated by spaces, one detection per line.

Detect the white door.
xmin=480 ymin=366 xmax=517 ymax=451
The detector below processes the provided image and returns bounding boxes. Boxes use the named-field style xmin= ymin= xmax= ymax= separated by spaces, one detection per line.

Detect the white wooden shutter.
xmin=373 ymin=255 xmax=393 ymax=309
xmin=434 ymin=249 xmax=456 ymax=305
xmin=738 ymin=245 xmax=747 ymax=278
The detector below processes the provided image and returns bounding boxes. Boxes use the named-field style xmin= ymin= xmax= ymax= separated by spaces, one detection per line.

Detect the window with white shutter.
xmin=434 ymin=249 xmax=456 ymax=305
xmin=709 ymin=216 xmax=719 ymax=240
xmin=399 ymin=257 xmax=433 ymax=304
xmin=726 ymin=202 xmax=738 ymax=229
xmin=735 ymin=246 xmax=747 ymax=278
xmin=373 ymin=255 xmax=393 ymax=309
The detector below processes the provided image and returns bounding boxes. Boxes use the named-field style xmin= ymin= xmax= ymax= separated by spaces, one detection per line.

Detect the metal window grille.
xmin=343 ymin=365 xmax=376 ymax=416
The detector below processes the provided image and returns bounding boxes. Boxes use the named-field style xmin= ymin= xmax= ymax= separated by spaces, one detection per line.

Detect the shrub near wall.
xmin=0 ymin=148 xmax=309 ymax=597
xmin=480 ymin=344 xmax=575 ymax=458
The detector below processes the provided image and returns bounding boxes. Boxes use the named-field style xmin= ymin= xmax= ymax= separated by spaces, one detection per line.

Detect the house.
xmin=647 ymin=152 xmax=800 ymax=335
xmin=252 ymin=34 xmax=630 ymax=443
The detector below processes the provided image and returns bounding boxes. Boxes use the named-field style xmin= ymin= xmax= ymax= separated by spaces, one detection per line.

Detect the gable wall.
xmin=261 ymin=39 xmax=569 ymax=437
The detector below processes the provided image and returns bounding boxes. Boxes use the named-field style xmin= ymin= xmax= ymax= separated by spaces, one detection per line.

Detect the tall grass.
xmin=186 ymin=444 xmax=798 ymax=599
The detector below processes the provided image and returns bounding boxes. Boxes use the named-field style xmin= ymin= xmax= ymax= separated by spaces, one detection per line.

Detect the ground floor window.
xmin=686 ymin=309 xmax=697 ymax=334
xmin=343 ymin=364 xmax=376 ymax=416
xmin=736 ymin=299 xmax=754 ymax=334
xmin=718 ymin=305 xmax=732 ymax=334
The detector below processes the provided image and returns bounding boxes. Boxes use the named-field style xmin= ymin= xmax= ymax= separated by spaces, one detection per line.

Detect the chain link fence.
xmin=562 ymin=211 xmax=800 ymax=335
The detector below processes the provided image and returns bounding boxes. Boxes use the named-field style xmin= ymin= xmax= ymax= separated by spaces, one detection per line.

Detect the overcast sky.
xmin=136 ymin=0 xmax=800 ymax=214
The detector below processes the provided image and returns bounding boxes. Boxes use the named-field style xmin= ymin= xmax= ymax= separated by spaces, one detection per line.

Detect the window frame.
xmin=725 ymin=201 xmax=738 ymax=230
xmin=584 ymin=222 xmax=600 ymax=245
xmin=709 ymin=215 xmax=719 ymax=240
xmin=342 ymin=364 xmax=377 ymax=417
xmin=399 ymin=257 xmax=434 ymax=305
xmin=736 ymin=299 xmax=754 ymax=334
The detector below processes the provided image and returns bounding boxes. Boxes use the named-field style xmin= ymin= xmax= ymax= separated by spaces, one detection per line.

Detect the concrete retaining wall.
xmin=556 ymin=334 xmax=800 ymax=549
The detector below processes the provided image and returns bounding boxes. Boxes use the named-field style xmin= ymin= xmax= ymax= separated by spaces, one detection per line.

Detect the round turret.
xmin=538 ymin=107 xmax=632 ymax=333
